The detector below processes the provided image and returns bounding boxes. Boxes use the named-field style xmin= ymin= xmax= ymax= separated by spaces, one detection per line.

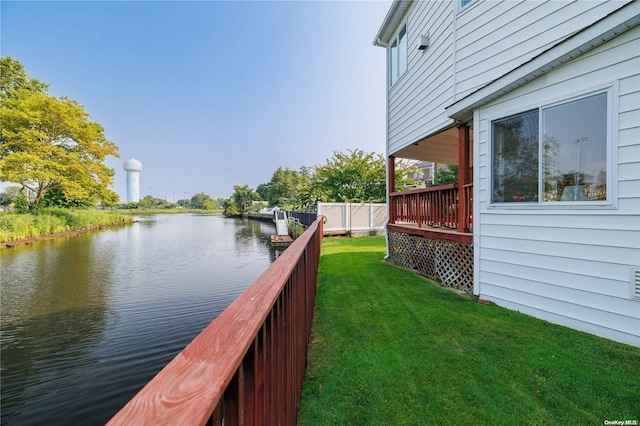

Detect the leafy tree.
xmin=0 ymin=185 xmax=21 ymax=208
xmin=222 ymin=198 xmax=240 ymax=217
xmin=0 ymin=56 xmax=48 ymax=99
xmin=98 ymin=189 xmax=120 ymax=207
xmin=266 ymin=167 xmax=305 ymax=208
xmin=295 ymin=149 xmax=418 ymax=209
xmin=41 ymin=182 xmax=95 ymax=209
xmin=0 ymin=57 xmax=119 ymax=210
xmin=138 ymin=195 xmax=156 ymax=208
xmin=256 ymin=183 xmax=270 ymax=201
xmin=231 ymin=184 xmax=259 ymax=215
xmin=13 ymin=192 xmax=29 ymax=212
xmin=493 ymin=113 xmax=540 ymax=202
xmin=190 ymin=192 xmax=218 ymax=209
xmin=203 ymin=198 xmax=218 ymax=210
xmin=159 ymin=199 xmax=175 ymax=209
xmin=137 ymin=195 xmax=177 ymax=209
xmin=434 ymin=165 xmax=458 ymax=185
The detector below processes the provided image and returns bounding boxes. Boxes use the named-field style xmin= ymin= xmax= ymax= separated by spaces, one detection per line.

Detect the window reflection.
xmin=542 ymin=93 xmax=607 ymax=201
xmin=492 ymin=110 xmax=539 ymax=202
xmin=398 ymin=26 xmax=407 ymax=76
xmin=390 ymin=39 xmax=398 ymax=86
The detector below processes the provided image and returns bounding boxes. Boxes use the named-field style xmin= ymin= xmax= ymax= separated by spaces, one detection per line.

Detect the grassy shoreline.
xmin=0 ymin=208 xmax=133 ymax=244
xmin=298 ymin=236 xmax=640 ymax=424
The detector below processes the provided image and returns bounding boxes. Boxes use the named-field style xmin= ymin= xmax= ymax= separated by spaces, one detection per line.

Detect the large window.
xmin=492 ymin=91 xmax=609 ymax=204
xmin=389 ymin=24 xmax=407 ymax=87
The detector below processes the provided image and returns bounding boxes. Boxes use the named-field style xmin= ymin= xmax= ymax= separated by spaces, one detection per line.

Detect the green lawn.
xmin=298 ymin=236 xmax=640 ymax=425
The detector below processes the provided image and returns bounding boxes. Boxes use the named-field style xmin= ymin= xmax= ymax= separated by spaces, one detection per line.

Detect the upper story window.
xmin=389 ymin=24 xmax=407 ymax=87
xmin=492 ymin=91 xmax=610 ymax=204
xmin=461 ymin=0 xmax=472 ymax=7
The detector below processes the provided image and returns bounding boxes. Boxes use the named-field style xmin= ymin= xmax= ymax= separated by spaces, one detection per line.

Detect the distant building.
xmin=123 ymin=159 xmax=142 ymax=203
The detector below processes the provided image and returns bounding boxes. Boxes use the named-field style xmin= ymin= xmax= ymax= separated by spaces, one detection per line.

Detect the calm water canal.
xmin=1 ymin=214 xmax=281 ymax=425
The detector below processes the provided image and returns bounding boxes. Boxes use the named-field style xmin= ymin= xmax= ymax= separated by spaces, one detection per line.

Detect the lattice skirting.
xmin=387 ymin=230 xmax=474 ymax=293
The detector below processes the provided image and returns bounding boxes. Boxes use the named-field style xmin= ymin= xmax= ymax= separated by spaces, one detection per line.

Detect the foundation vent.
xmin=632 ymin=268 xmax=640 ymax=300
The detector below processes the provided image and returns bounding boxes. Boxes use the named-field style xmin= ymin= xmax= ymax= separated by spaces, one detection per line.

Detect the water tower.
xmin=123 ymin=159 xmax=142 ymax=203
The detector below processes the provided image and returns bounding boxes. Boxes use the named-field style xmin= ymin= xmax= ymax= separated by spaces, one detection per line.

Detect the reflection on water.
xmin=1 ymin=214 xmax=278 ymax=425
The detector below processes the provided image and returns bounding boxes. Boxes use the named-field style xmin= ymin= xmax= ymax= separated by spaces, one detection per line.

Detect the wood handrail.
xmin=108 ymin=218 xmax=324 ymax=425
xmin=389 ymin=183 xmax=457 ymax=197
xmin=389 ymin=184 xmax=472 ymax=232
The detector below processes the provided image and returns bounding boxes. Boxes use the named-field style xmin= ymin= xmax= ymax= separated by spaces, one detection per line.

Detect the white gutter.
xmin=376 ymin=37 xmax=389 ymax=48
xmin=373 ymin=0 xmax=413 ymax=47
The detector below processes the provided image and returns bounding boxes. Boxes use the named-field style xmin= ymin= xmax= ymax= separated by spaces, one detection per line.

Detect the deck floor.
xmin=392 ymin=221 xmax=472 ymax=235
xmin=388 ymin=222 xmax=472 ymax=243
xmin=270 ymin=234 xmax=294 ymax=246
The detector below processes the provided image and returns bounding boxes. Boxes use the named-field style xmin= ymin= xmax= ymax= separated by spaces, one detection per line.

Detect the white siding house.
xmin=375 ymin=0 xmax=640 ymax=346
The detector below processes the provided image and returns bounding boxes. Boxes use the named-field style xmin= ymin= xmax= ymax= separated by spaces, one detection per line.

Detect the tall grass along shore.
xmin=298 ymin=236 xmax=640 ymax=425
xmin=0 ymin=208 xmax=133 ymax=243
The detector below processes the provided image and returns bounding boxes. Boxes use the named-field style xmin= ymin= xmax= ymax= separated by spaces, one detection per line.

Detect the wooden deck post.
xmin=388 ymin=155 xmax=396 ymax=225
xmin=457 ymin=125 xmax=470 ymax=233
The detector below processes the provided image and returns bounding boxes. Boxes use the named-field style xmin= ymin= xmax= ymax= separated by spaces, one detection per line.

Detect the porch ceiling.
xmin=393 ymin=127 xmax=460 ymax=164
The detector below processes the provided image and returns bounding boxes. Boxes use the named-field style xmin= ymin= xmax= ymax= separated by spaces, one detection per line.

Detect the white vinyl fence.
xmin=317 ymin=203 xmax=387 ymax=236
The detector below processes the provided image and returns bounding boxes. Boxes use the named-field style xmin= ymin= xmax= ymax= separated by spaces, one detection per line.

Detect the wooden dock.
xmin=270 ymin=234 xmax=294 ymax=247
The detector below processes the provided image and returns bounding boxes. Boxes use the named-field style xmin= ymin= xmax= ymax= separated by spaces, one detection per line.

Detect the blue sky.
xmin=1 ymin=0 xmax=391 ymax=202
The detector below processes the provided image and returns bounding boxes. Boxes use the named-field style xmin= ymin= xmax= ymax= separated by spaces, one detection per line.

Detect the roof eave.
xmin=373 ymin=0 xmax=413 ymax=47
xmin=446 ymin=1 xmax=640 ymax=121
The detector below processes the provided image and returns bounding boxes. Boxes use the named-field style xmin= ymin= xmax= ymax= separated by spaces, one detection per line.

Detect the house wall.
xmin=455 ymin=0 xmax=630 ymax=100
xmin=388 ymin=1 xmax=455 ymax=156
xmin=474 ymin=25 xmax=640 ymax=346
xmin=387 ymin=0 xmax=630 ymax=157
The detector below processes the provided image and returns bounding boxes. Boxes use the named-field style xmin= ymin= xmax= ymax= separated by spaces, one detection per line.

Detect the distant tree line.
xmin=222 ymin=149 xmax=419 ymax=217
xmin=122 ymin=193 xmax=224 ymax=210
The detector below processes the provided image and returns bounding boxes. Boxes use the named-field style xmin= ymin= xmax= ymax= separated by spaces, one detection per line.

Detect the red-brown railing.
xmin=389 ymin=184 xmax=472 ymax=232
xmin=108 ymin=218 xmax=324 ymax=425
xmin=461 ymin=183 xmax=473 ymax=233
